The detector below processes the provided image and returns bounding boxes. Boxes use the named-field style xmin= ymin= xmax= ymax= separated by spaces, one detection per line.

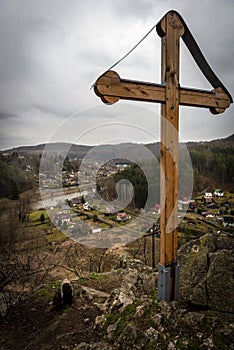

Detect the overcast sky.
xmin=0 ymin=0 xmax=233 ymax=150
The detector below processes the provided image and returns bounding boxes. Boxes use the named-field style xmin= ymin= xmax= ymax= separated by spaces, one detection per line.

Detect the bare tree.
xmin=18 ymin=195 xmax=31 ymax=223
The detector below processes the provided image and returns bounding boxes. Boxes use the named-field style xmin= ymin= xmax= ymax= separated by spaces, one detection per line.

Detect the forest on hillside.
xmin=0 ymin=136 xmax=233 ymax=200
xmin=0 ymin=159 xmax=33 ymax=199
xmin=189 ymin=141 xmax=234 ymax=192
xmin=102 ymin=139 xmax=234 ymax=207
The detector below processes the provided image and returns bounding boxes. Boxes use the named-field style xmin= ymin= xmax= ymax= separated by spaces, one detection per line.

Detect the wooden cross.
xmin=93 ymin=10 xmax=232 ymax=301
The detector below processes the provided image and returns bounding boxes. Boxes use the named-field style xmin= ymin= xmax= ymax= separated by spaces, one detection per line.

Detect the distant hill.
xmin=3 ymin=134 xmax=233 ymax=159
xmin=2 ymin=143 xmax=92 ymax=159
xmin=186 ymin=134 xmax=234 ymax=150
xmin=2 ymin=142 xmax=160 ymax=161
xmin=2 ymin=135 xmax=233 ymax=193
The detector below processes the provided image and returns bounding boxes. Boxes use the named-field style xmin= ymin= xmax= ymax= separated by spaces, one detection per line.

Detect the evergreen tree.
xmin=40 ymin=213 xmax=45 ymax=223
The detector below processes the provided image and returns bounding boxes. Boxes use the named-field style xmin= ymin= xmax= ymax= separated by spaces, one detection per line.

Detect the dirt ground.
xmin=0 ymin=274 xmax=122 ymax=350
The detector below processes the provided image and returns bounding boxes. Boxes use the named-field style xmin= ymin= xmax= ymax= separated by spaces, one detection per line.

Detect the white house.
xmin=83 ymin=202 xmax=91 ymax=210
xmin=204 ymin=192 xmax=213 ymax=199
xmin=213 ymin=189 xmax=224 ymax=197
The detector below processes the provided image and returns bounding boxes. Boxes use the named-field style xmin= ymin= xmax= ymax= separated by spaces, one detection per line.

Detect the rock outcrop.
xmin=105 ymin=258 xmax=158 ymax=312
xmin=74 ymin=299 xmax=234 ymax=350
xmin=71 ymin=235 xmax=234 ymax=350
xmin=178 ymin=233 xmax=234 ymax=313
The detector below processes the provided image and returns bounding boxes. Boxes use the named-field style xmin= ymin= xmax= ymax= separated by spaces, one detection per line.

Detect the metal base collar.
xmin=158 ymin=262 xmax=180 ymax=302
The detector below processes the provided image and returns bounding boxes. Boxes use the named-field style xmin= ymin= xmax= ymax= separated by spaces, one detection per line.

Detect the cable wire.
xmin=90 ymin=23 xmax=157 ymax=89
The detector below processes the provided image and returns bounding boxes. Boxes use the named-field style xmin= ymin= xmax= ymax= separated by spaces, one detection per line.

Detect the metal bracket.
xmin=158 ymin=264 xmax=171 ymax=302
xmin=158 ymin=262 xmax=180 ymax=302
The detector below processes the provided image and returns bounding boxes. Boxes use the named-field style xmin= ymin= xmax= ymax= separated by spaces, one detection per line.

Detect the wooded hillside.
xmin=0 ymin=134 xmax=233 ymax=200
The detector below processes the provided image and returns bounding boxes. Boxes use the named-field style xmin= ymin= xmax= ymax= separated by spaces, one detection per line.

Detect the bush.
xmin=93 ymin=214 xmax=98 ymax=222
xmin=40 ymin=213 xmax=45 ymax=223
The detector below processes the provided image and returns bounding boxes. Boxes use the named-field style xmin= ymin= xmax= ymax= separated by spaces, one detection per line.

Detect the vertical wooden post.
xmin=159 ymin=12 xmax=184 ymax=301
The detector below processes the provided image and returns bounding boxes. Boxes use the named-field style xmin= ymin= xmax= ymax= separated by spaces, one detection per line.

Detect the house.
xmin=83 ymin=202 xmax=91 ymax=210
xmin=223 ymin=216 xmax=234 ymax=228
xmin=144 ymin=222 xmax=153 ymax=231
xmin=189 ymin=201 xmax=198 ymax=210
xmin=70 ymin=197 xmax=82 ymax=207
xmin=56 ymin=212 xmax=73 ymax=226
xmin=105 ymin=206 xmax=116 ymax=214
xmin=205 ymin=212 xmax=216 ymax=219
xmin=154 ymin=204 xmax=160 ymax=214
xmin=181 ymin=197 xmax=190 ymax=205
xmin=61 ymin=205 xmax=70 ymax=213
xmin=116 ymin=212 xmax=131 ymax=222
xmin=214 ymin=189 xmax=224 ymax=197
xmin=178 ymin=202 xmax=183 ymax=211
xmin=205 ymin=197 xmax=213 ymax=205
xmin=92 ymin=227 xmax=102 ymax=234
xmin=204 ymin=192 xmax=213 ymax=199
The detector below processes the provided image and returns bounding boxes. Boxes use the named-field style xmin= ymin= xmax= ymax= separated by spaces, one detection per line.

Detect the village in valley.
xmin=54 ymin=185 xmax=234 ymax=240
xmin=1 ymin=142 xmax=234 ymax=250
xmin=36 ymin=155 xmax=234 ymax=249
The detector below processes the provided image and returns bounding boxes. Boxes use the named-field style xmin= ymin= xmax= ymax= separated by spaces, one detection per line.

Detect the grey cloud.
xmin=0 ymin=0 xmax=233 ymax=149
xmin=0 ymin=113 xmax=19 ymax=120
xmin=111 ymin=0 xmax=155 ymax=21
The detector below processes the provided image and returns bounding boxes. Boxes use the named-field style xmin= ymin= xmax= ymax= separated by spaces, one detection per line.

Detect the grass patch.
xmin=40 ymin=223 xmax=51 ymax=229
xmin=79 ymin=273 xmax=105 ymax=282
xmin=35 ymin=280 xmax=62 ymax=301
xmin=103 ymin=299 xmax=141 ymax=342
xmin=89 ymin=272 xmax=104 ymax=280
xmin=213 ymin=331 xmax=233 ymax=349
xmin=26 ymin=221 xmax=51 ymax=229
xmin=27 ymin=210 xmax=51 ymax=229
xmin=98 ymin=222 xmax=111 ymax=229
xmin=45 ymin=229 xmax=66 ymax=243
xmin=29 ymin=210 xmax=48 ymax=221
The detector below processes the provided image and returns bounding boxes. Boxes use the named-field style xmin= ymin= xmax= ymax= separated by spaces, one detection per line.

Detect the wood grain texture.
xmin=95 ymin=72 xmax=231 ymax=111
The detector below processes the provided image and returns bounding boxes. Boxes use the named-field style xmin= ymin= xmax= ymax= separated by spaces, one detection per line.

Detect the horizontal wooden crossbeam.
xmin=94 ymin=70 xmax=231 ymax=114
